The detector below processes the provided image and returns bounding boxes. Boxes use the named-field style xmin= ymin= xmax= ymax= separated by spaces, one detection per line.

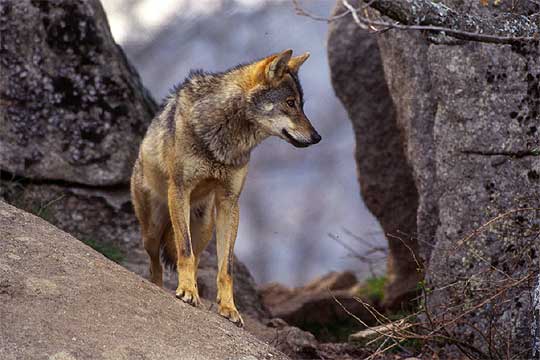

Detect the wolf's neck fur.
xmin=181 ymin=70 xmax=267 ymax=167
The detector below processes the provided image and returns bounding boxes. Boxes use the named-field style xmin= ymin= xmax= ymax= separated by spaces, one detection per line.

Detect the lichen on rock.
xmin=0 ymin=0 xmax=157 ymax=186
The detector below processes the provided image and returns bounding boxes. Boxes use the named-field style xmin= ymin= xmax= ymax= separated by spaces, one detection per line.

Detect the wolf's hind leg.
xmin=132 ymin=184 xmax=168 ymax=287
xmin=190 ymin=193 xmax=216 ymax=278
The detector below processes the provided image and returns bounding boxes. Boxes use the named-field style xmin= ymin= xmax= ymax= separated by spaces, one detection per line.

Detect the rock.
xmin=265 ymin=317 xmax=289 ymax=329
xmin=328 ymin=0 xmax=540 ymax=354
xmin=259 ymin=282 xmax=296 ymax=309
xmin=0 ymin=181 xmax=269 ymax=320
xmin=534 ymin=274 xmax=540 ymax=358
xmin=315 ymin=343 xmax=367 ymax=360
xmin=375 ymin=31 xmax=440 ymax=264
xmin=0 ymin=0 xmax=157 ymax=186
xmin=274 ymin=326 xmax=318 ymax=359
xmin=0 ymin=201 xmax=287 ymax=360
xmin=267 ymin=289 xmax=375 ymax=339
xmin=259 ymin=272 xmax=376 ymax=341
xmin=260 ymin=271 xmax=357 ymax=311
xmin=302 ymin=271 xmax=358 ymax=293
xmin=244 ymin=317 xmax=322 ymax=359
xmin=327 ymin=2 xmax=422 ymax=310
xmin=375 ymin=1 xmax=540 ymax=353
xmin=248 ymin=316 xmax=370 ymax=359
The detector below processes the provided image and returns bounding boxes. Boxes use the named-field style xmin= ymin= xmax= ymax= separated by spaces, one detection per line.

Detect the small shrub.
xmin=358 ymin=275 xmax=387 ymax=303
xmin=81 ymin=238 xmax=125 ymax=264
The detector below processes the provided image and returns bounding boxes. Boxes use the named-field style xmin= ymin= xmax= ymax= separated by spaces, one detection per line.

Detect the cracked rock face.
xmin=328 ymin=0 xmax=539 ymax=354
xmin=0 ymin=0 xmax=156 ymax=186
xmin=376 ymin=2 xmax=539 ymax=355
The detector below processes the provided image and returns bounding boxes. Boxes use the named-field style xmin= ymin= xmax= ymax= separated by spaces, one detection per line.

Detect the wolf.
xmin=130 ymin=49 xmax=321 ymax=327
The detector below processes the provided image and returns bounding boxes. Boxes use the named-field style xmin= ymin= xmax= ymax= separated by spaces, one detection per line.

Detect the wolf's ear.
xmin=288 ymin=52 xmax=310 ymax=73
xmin=248 ymin=50 xmax=293 ymax=88
xmin=265 ymin=49 xmax=293 ymax=82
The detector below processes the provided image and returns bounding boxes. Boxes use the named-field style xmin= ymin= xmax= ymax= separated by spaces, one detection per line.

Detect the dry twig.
xmin=293 ymin=0 xmax=540 ymax=44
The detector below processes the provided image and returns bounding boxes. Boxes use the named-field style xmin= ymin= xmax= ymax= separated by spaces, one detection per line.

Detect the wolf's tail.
xmin=160 ymin=222 xmax=177 ymax=270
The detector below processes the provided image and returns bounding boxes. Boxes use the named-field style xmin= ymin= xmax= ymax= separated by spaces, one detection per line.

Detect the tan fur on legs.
xmin=215 ymin=198 xmax=242 ymax=326
xmin=143 ymin=202 xmax=169 ymax=287
xmin=131 ymin=168 xmax=168 ymax=287
xmin=190 ymin=193 xmax=216 ymax=278
xmin=168 ymin=181 xmax=200 ymax=306
xmin=214 ymin=172 xmax=246 ymax=327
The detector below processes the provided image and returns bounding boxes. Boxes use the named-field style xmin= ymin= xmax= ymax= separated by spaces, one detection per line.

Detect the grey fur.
xmin=152 ymin=59 xmax=318 ymax=168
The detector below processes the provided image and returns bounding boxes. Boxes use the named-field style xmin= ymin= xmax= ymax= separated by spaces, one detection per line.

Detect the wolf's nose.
xmin=311 ymin=132 xmax=321 ymax=144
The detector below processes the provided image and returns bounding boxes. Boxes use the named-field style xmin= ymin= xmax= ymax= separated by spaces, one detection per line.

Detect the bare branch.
xmin=293 ymin=0 xmax=540 ymax=44
xmin=350 ymin=0 xmax=539 ymax=44
xmin=456 ymin=207 xmax=540 ymax=249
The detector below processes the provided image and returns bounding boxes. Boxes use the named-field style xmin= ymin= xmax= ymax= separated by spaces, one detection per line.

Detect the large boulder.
xmin=0 ymin=0 xmax=268 ymax=321
xmin=0 ymin=201 xmax=286 ymax=360
xmin=0 ymin=0 xmax=156 ymax=186
xmin=328 ymin=0 xmax=540 ymax=354
xmin=376 ymin=2 xmax=539 ymax=353
xmin=327 ymin=2 xmax=422 ymax=309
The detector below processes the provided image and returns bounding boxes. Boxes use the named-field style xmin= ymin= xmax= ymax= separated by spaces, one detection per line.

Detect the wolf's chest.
xmin=190 ymin=178 xmax=220 ymax=202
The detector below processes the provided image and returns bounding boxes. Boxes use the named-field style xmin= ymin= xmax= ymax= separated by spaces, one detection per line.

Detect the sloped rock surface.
xmin=0 ymin=201 xmax=286 ymax=360
xmin=0 ymin=182 xmax=269 ymax=320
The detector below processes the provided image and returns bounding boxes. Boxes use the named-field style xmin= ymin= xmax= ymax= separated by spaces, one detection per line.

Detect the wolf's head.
xmin=242 ymin=49 xmax=321 ymax=148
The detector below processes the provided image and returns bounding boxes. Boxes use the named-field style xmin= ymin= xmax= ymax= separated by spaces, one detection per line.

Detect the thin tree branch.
xmin=349 ymin=0 xmax=540 ymax=44
xmin=293 ymin=0 xmax=540 ymax=44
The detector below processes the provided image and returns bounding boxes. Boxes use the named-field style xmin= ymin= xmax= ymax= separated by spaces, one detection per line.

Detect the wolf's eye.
xmin=286 ymin=99 xmax=296 ymax=108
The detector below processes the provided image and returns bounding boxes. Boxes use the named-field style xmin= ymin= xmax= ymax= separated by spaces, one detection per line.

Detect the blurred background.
xmin=102 ymin=0 xmax=384 ymax=286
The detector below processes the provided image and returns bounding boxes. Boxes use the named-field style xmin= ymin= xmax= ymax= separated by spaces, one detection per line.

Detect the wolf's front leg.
xmin=215 ymin=195 xmax=243 ymax=327
xmin=168 ymin=182 xmax=200 ymax=306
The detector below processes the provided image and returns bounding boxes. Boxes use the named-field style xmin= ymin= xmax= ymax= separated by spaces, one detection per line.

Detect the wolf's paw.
xmin=218 ymin=304 xmax=244 ymax=327
xmin=175 ymin=286 xmax=200 ymax=307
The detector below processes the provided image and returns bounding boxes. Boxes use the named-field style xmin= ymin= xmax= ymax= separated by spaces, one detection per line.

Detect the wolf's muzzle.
xmin=282 ymin=129 xmax=321 ymax=147
xmin=310 ymin=132 xmax=321 ymax=144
